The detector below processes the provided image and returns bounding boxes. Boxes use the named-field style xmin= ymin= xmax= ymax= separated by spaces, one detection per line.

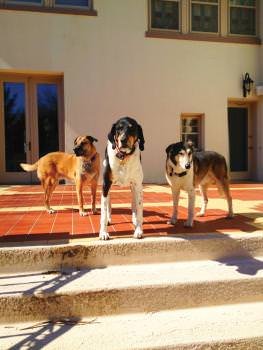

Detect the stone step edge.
xmin=0 ymin=302 xmax=263 ymax=349
xmin=1 ymin=232 xmax=263 ymax=272
xmin=1 ymin=277 xmax=263 ymax=322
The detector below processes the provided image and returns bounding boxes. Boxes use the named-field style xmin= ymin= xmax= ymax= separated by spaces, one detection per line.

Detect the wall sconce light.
xmin=242 ymin=72 xmax=254 ymax=97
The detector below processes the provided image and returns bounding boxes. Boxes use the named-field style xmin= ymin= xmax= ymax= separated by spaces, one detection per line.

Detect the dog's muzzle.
xmin=73 ymin=146 xmax=84 ymax=157
xmin=119 ymin=135 xmax=129 ymax=148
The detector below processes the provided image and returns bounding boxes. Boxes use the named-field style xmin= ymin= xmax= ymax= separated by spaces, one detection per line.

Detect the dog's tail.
xmin=20 ymin=162 xmax=38 ymax=172
xmin=216 ymin=157 xmax=231 ymax=197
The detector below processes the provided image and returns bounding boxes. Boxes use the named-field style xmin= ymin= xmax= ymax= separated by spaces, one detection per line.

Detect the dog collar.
xmin=82 ymin=153 xmax=97 ymax=172
xmin=170 ymin=170 xmax=187 ymax=177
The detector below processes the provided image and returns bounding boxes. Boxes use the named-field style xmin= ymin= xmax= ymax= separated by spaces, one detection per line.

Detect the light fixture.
xmin=242 ymin=72 xmax=254 ymax=98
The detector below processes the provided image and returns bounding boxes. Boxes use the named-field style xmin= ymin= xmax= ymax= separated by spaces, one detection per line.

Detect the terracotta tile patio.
xmin=0 ymin=183 xmax=262 ymax=243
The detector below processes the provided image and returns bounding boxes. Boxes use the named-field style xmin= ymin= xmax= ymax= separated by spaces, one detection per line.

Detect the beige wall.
xmin=256 ymin=3 xmax=263 ymax=180
xmin=0 ymin=0 xmax=262 ymax=183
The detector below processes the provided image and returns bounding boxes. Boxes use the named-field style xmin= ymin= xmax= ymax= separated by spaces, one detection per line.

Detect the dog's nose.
xmin=73 ymin=146 xmax=83 ymax=156
xmin=185 ymin=162 xmax=191 ymax=169
xmin=120 ymin=135 xmax=128 ymax=144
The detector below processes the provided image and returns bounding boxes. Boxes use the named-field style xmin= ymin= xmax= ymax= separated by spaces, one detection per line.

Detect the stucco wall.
xmin=0 ymin=0 xmax=261 ymax=183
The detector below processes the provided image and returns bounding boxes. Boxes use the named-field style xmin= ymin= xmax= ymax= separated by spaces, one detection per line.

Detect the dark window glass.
xmin=229 ymin=0 xmax=255 ymax=6
xmin=6 ymin=0 xmax=42 ymax=4
xmin=37 ymin=84 xmax=59 ymax=158
xmin=228 ymin=108 xmax=248 ymax=172
xmin=181 ymin=117 xmax=201 ymax=150
xmin=4 ymin=82 xmax=26 ymax=172
xmin=191 ymin=1 xmax=218 ymax=33
xmin=55 ymin=0 xmax=90 ymax=7
xmin=230 ymin=7 xmax=256 ymax=35
xmin=151 ymin=0 xmax=180 ymax=30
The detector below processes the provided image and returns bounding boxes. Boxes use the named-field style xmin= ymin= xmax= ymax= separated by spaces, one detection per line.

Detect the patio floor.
xmin=0 ymin=183 xmax=262 ymax=244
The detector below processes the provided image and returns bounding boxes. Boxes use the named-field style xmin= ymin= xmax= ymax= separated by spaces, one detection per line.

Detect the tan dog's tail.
xmin=20 ymin=162 xmax=38 ymax=172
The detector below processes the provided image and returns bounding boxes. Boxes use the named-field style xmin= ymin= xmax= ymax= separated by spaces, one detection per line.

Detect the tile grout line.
xmin=5 ymin=213 xmax=26 ymax=235
xmin=71 ymin=188 xmax=74 ymax=234
xmin=49 ymin=190 xmax=61 ymax=235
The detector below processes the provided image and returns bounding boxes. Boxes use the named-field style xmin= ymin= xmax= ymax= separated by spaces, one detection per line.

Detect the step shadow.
xmin=217 ymin=256 xmax=263 ymax=276
xmin=0 ymin=317 xmax=97 ymax=350
xmin=0 ymin=267 xmax=104 ymax=297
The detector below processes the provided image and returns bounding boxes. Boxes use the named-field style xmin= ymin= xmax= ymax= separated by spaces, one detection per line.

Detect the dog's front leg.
xmin=131 ymin=182 xmax=143 ymax=239
xmin=167 ymin=188 xmax=180 ymax=225
xmin=99 ymin=170 xmax=112 ymax=240
xmin=100 ymin=195 xmax=110 ymax=240
xmin=90 ymin=178 xmax=98 ymax=214
xmin=76 ymin=178 xmax=87 ymax=216
xmin=184 ymin=189 xmax=195 ymax=227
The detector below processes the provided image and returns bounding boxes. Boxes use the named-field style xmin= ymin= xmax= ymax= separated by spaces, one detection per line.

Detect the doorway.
xmin=228 ymin=105 xmax=253 ymax=180
xmin=0 ymin=74 xmax=64 ymax=184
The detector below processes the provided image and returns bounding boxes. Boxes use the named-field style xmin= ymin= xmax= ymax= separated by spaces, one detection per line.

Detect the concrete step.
xmin=1 ymin=232 xmax=263 ymax=272
xmin=1 ymin=256 xmax=263 ymax=322
xmin=0 ymin=302 xmax=263 ymax=349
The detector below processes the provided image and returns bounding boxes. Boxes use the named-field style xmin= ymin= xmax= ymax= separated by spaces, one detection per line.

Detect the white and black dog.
xmin=165 ymin=142 xmax=233 ymax=227
xmin=99 ymin=117 xmax=145 ymax=240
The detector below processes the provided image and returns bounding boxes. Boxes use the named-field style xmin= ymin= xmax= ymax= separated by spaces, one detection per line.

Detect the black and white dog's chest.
xmin=106 ymin=142 xmax=143 ymax=186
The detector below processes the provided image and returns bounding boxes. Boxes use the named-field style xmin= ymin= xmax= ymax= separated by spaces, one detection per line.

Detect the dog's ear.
xmin=165 ymin=144 xmax=173 ymax=155
xmin=137 ymin=124 xmax=145 ymax=151
xmin=108 ymin=123 xmax=116 ymax=149
xmin=186 ymin=140 xmax=195 ymax=153
xmin=87 ymin=136 xmax=98 ymax=143
xmin=165 ymin=144 xmax=176 ymax=165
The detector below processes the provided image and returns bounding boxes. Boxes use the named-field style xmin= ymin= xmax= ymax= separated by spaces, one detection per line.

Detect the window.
xmin=181 ymin=114 xmax=203 ymax=150
xmin=147 ymin=0 xmax=260 ymax=44
xmin=55 ymin=0 xmax=90 ymax=8
xmin=191 ymin=0 xmax=219 ymax=33
xmin=5 ymin=0 xmax=42 ymax=4
xmin=151 ymin=0 xmax=180 ymax=31
xmin=229 ymin=0 xmax=256 ymax=36
xmin=1 ymin=0 xmax=96 ymax=15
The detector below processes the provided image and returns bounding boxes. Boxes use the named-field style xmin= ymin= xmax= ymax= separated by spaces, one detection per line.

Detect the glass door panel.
xmin=4 ymin=82 xmax=27 ymax=171
xmin=37 ymin=83 xmax=59 ymax=158
xmin=228 ymin=106 xmax=252 ymax=180
xmin=0 ymin=75 xmax=63 ymax=184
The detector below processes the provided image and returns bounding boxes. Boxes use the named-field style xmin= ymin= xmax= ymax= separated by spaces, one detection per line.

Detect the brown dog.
xmin=20 ymin=136 xmax=100 ymax=216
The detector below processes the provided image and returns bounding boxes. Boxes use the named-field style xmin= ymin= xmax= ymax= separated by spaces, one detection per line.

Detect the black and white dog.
xmin=99 ymin=117 xmax=145 ymax=240
xmin=165 ymin=142 xmax=233 ymax=227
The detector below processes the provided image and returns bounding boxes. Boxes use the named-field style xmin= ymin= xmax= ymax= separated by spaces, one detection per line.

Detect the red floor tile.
xmin=0 ymin=183 xmax=262 ymax=242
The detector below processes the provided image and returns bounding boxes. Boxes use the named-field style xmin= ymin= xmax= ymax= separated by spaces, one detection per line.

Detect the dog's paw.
xmin=99 ymin=231 xmax=110 ymax=240
xmin=167 ymin=218 xmax=177 ymax=225
xmin=47 ymin=208 xmax=56 ymax=214
xmin=184 ymin=221 xmax=194 ymax=228
xmin=196 ymin=211 xmax=205 ymax=217
xmin=79 ymin=211 xmax=88 ymax=216
xmin=226 ymin=213 xmax=234 ymax=219
xmin=134 ymin=227 xmax=143 ymax=239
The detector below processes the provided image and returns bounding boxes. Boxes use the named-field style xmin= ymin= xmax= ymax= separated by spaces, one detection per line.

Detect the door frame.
xmin=0 ymin=72 xmax=64 ymax=184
